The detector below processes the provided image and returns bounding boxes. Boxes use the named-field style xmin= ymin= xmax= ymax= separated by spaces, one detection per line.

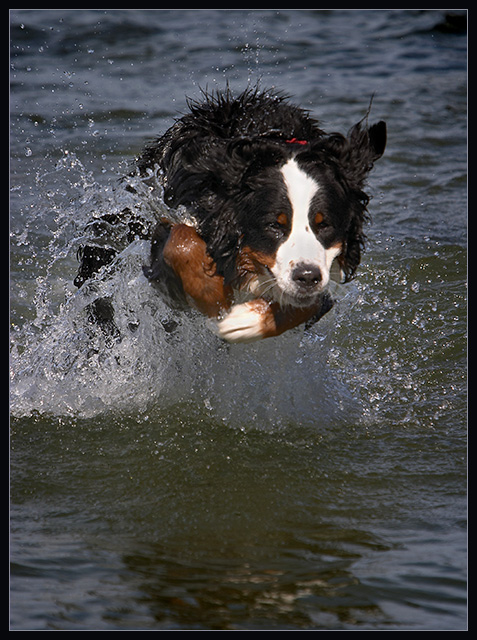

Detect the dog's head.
xmin=232 ymin=120 xmax=386 ymax=308
xmin=160 ymin=101 xmax=386 ymax=308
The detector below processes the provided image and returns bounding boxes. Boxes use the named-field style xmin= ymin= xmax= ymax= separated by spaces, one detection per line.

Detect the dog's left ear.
xmin=332 ymin=120 xmax=386 ymax=282
xmin=344 ymin=119 xmax=387 ymax=186
xmin=363 ymin=120 xmax=387 ymax=161
xmin=341 ymin=120 xmax=386 ymax=189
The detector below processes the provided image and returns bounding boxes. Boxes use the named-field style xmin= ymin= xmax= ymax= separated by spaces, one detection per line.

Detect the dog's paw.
xmin=214 ymin=302 xmax=266 ymax=343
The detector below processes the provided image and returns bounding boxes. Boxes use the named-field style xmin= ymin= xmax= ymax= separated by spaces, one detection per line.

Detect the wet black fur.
xmin=75 ymin=86 xmax=386 ymax=326
xmin=140 ymin=87 xmax=386 ymax=287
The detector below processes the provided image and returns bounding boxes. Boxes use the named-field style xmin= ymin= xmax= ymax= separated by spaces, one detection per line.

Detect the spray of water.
xmin=10 ymin=153 xmax=355 ymax=428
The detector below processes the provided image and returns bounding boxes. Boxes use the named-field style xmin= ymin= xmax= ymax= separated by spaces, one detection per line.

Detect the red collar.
xmin=286 ymin=138 xmax=308 ymax=145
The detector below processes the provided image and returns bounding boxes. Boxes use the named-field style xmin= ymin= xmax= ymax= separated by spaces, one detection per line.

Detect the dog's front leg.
xmin=163 ymin=224 xmax=233 ymax=317
xmin=216 ymin=297 xmax=332 ymax=343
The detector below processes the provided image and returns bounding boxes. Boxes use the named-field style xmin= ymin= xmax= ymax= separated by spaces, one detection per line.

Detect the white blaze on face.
xmin=271 ymin=159 xmax=340 ymax=305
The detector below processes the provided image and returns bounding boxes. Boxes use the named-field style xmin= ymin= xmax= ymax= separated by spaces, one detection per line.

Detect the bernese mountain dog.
xmin=75 ymin=87 xmax=386 ymax=343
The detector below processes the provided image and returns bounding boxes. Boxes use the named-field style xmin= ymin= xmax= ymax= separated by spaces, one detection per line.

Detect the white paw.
xmin=214 ymin=302 xmax=265 ymax=343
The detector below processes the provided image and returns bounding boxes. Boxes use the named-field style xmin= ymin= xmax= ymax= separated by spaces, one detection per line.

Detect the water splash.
xmin=10 ymin=242 xmax=351 ymax=425
xmin=10 ymin=154 xmax=354 ymax=427
xmin=10 ymin=152 xmax=466 ymax=435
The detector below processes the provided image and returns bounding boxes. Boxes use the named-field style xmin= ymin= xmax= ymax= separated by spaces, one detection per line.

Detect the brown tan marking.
xmin=235 ymin=245 xmax=276 ymax=288
xmin=163 ymin=224 xmax=233 ymax=317
xmin=250 ymin=298 xmax=321 ymax=338
xmin=276 ymin=212 xmax=289 ymax=227
xmin=314 ymin=212 xmax=324 ymax=225
xmin=160 ymin=225 xmax=329 ymax=341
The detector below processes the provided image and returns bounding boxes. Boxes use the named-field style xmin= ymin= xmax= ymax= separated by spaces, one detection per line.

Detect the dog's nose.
xmin=292 ymin=263 xmax=322 ymax=289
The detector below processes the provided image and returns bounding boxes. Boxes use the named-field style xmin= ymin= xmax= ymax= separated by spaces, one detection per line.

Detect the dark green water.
xmin=10 ymin=9 xmax=466 ymax=630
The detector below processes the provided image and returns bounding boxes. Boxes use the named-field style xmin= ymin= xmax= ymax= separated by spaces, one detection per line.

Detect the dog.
xmin=75 ymin=87 xmax=386 ymax=343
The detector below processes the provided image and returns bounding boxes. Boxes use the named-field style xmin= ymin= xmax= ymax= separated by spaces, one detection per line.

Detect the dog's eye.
xmin=267 ymin=213 xmax=289 ymax=237
xmin=314 ymin=212 xmax=329 ymax=229
xmin=276 ymin=213 xmax=289 ymax=227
